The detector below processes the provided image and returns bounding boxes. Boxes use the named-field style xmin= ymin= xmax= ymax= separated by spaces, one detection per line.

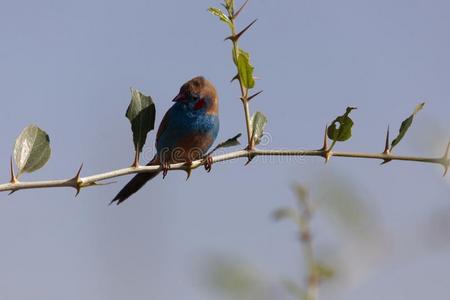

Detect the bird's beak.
xmin=172 ymin=93 xmax=184 ymax=102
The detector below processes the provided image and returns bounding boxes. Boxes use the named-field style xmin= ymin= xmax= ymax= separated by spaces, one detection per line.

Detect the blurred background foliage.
xmin=201 ymin=141 xmax=450 ymax=300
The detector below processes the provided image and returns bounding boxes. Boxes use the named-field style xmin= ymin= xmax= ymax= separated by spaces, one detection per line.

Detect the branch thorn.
xmin=324 ymin=151 xmax=332 ymax=163
xmin=225 ymin=19 xmax=257 ymax=42
xmin=232 ymin=0 xmax=250 ymax=19
xmin=321 ymin=125 xmax=328 ymax=152
xmin=381 ymin=125 xmax=392 ymax=165
xmin=244 ymin=150 xmax=256 ymax=165
xmin=72 ymin=163 xmax=84 ymax=196
xmin=247 ymin=90 xmax=263 ymax=102
xmin=9 ymin=156 xmax=18 ymax=184
xmin=184 ymin=161 xmax=193 ymax=180
xmin=161 ymin=162 xmax=170 ymax=179
xmin=319 ymin=125 xmax=332 ymax=163
xmin=245 ymin=156 xmax=254 ymax=165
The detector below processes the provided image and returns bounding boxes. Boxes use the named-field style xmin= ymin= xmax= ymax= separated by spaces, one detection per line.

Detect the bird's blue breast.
xmin=156 ymin=102 xmax=219 ymax=154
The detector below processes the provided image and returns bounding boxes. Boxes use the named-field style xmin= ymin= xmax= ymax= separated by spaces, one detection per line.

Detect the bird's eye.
xmin=192 ymin=94 xmax=200 ymax=101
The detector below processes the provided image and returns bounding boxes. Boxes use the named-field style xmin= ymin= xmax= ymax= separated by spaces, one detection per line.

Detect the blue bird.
xmin=111 ymin=76 xmax=220 ymax=204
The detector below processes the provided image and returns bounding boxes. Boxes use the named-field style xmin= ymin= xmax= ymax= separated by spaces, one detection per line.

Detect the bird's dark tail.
xmin=110 ymin=158 xmax=159 ymax=205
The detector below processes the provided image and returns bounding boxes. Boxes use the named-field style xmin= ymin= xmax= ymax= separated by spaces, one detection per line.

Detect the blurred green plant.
xmin=201 ymin=256 xmax=272 ymax=300
xmin=273 ymin=184 xmax=335 ymax=300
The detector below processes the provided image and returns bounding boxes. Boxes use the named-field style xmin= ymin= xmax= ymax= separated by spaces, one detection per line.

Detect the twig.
xmin=226 ymin=6 xmax=254 ymax=149
xmin=1 ymin=147 xmax=448 ymax=194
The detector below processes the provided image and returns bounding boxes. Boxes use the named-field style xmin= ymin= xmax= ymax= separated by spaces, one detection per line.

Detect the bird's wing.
xmin=155 ymin=108 xmax=171 ymax=146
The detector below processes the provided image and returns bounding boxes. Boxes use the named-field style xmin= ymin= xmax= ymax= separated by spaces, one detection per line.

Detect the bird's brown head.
xmin=172 ymin=76 xmax=218 ymax=115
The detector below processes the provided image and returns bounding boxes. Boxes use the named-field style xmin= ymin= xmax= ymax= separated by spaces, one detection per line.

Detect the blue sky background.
xmin=0 ymin=0 xmax=449 ymax=299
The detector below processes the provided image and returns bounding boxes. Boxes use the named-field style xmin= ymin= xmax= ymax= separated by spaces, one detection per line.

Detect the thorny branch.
xmin=2 ymin=139 xmax=449 ymax=194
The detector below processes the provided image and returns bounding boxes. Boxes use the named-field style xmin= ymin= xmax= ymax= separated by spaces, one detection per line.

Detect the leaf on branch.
xmin=208 ymin=7 xmax=233 ymax=28
xmin=13 ymin=125 xmax=51 ymax=177
xmin=217 ymin=133 xmax=242 ymax=148
xmin=272 ymin=207 xmax=299 ymax=224
xmin=223 ymin=0 xmax=234 ymax=15
xmin=207 ymin=133 xmax=242 ymax=156
xmin=327 ymin=107 xmax=357 ymax=142
xmin=390 ymin=102 xmax=425 ymax=151
xmin=126 ymin=88 xmax=156 ymax=154
xmin=236 ymin=48 xmax=255 ymax=89
xmin=250 ymin=111 xmax=267 ymax=145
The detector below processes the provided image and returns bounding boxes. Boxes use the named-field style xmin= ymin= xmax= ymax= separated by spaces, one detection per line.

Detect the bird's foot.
xmin=161 ymin=162 xmax=170 ymax=179
xmin=184 ymin=160 xmax=193 ymax=180
xmin=204 ymin=155 xmax=213 ymax=173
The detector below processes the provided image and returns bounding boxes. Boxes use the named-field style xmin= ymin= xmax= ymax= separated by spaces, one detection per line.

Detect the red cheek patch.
xmin=194 ymin=98 xmax=206 ymax=110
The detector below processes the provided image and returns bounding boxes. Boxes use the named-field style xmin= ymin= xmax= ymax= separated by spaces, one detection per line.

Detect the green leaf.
xmin=208 ymin=7 xmax=233 ymax=28
xmin=327 ymin=107 xmax=357 ymax=142
xmin=250 ymin=112 xmax=267 ymax=145
xmin=390 ymin=102 xmax=425 ymax=151
xmin=237 ymin=48 xmax=255 ymax=89
xmin=209 ymin=133 xmax=242 ymax=155
xmin=216 ymin=133 xmax=242 ymax=149
xmin=126 ymin=88 xmax=156 ymax=153
xmin=13 ymin=125 xmax=51 ymax=176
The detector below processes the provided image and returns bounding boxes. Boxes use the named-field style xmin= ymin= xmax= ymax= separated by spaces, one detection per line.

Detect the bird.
xmin=110 ymin=76 xmax=220 ymax=205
